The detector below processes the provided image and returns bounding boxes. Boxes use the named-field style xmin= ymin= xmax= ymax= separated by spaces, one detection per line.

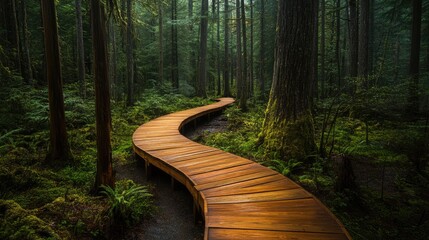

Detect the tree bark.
xmin=348 ymin=0 xmax=358 ymax=79
xmin=158 ymin=2 xmax=164 ymax=85
xmin=321 ymin=0 xmax=326 ymax=98
xmin=358 ymin=0 xmax=369 ymax=89
xmin=258 ymin=0 xmax=265 ymax=100
xmin=126 ymin=0 xmax=134 ymax=106
xmin=250 ymin=0 xmax=254 ymax=97
xmin=312 ymin=0 xmax=319 ymax=100
xmin=216 ymin=0 xmax=221 ymax=96
xmin=260 ymin=0 xmax=316 ymax=160
xmin=75 ymin=0 xmax=86 ymax=98
xmin=17 ymin=0 xmax=32 ymax=84
xmin=41 ymin=0 xmax=72 ymax=165
xmin=408 ymin=0 xmax=422 ymax=116
xmin=239 ymin=0 xmax=248 ymax=110
xmin=171 ymin=0 xmax=179 ymax=89
xmin=223 ymin=0 xmax=231 ymax=97
xmin=196 ymin=0 xmax=208 ymax=97
xmin=235 ymin=0 xmax=242 ymax=100
xmin=91 ymin=0 xmax=114 ymax=191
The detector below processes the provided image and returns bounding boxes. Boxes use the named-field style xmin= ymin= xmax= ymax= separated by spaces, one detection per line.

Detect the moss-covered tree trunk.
xmin=260 ymin=0 xmax=316 ymax=161
xmin=41 ymin=0 xmax=73 ymax=165
xmin=91 ymin=0 xmax=114 ymax=191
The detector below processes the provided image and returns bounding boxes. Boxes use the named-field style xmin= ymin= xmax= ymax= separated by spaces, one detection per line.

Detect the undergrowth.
xmin=0 ymin=81 xmax=210 ymax=239
xmin=200 ymin=93 xmax=429 ymax=240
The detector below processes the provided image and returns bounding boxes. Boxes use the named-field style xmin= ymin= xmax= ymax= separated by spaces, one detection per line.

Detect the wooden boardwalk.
xmin=132 ymin=98 xmax=351 ymax=240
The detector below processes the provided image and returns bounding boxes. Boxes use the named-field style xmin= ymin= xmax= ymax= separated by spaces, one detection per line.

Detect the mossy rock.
xmin=0 ymin=200 xmax=60 ymax=240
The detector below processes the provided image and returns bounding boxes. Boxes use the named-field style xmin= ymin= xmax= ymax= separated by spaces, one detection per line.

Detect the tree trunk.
xmin=358 ymin=0 xmax=369 ymax=89
xmin=196 ymin=0 xmax=208 ymax=97
xmin=75 ymin=0 xmax=86 ymax=98
xmin=17 ymin=0 xmax=32 ymax=84
xmin=188 ymin=0 xmax=196 ymax=89
xmin=216 ymin=0 xmax=221 ymax=96
xmin=321 ymin=0 xmax=326 ymax=98
xmin=260 ymin=0 xmax=316 ymax=161
xmin=235 ymin=0 xmax=242 ymax=100
xmin=41 ymin=0 xmax=72 ymax=165
xmin=5 ymin=0 xmax=21 ymax=73
xmin=348 ymin=0 xmax=358 ymax=79
xmin=336 ymin=0 xmax=341 ymax=89
xmin=311 ymin=0 xmax=319 ymax=100
xmin=223 ymin=0 xmax=231 ymax=97
xmin=158 ymin=1 xmax=164 ymax=84
xmin=171 ymin=0 xmax=179 ymax=89
xmin=108 ymin=18 xmax=117 ymax=100
xmin=408 ymin=0 xmax=422 ymax=116
xmin=91 ymin=0 xmax=114 ymax=191
xmin=250 ymin=0 xmax=254 ymax=97
xmin=258 ymin=0 xmax=265 ymax=100
xmin=239 ymin=0 xmax=248 ymax=110
xmin=126 ymin=0 xmax=134 ymax=106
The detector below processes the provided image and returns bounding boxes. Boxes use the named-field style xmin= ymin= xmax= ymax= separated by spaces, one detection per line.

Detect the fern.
xmin=100 ymin=180 xmax=153 ymax=226
xmin=268 ymin=159 xmax=302 ymax=177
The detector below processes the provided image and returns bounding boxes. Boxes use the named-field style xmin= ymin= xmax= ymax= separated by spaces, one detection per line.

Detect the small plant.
xmin=100 ymin=180 xmax=153 ymax=227
xmin=268 ymin=159 xmax=302 ymax=177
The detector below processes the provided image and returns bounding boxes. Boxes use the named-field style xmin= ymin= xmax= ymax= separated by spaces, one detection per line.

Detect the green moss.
xmin=260 ymin=112 xmax=317 ymax=161
xmin=0 ymin=200 xmax=60 ymax=240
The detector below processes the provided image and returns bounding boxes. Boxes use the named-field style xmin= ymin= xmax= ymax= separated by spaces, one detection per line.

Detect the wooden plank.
xmin=131 ymin=98 xmax=351 ymax=240
xmin=208 ymin=228 xmax=349 ymax=240
xmin=195 ymin=171 xmax=279 ymax=191
xmin=206 ymin=189 xmax=311 ymax=204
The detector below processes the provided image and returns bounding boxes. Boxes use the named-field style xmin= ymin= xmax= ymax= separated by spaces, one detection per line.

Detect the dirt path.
xmin=115 ymin=114 xmax=227 ymax=240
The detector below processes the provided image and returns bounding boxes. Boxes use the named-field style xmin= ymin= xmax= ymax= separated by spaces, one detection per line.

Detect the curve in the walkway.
xmin=132 ymin=98 xmax=351 ymax=240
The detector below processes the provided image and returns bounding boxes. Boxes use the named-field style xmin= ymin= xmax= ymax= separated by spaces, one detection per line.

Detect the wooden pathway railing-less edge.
xmin=132 ymin=98 xmax=352 ymax=240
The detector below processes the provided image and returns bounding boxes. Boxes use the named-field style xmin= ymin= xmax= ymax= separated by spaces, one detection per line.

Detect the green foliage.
xmin=100 ymin=180 xmax=154 ymax=226
xmin=268 ymin=159 xmax=302 ymax=176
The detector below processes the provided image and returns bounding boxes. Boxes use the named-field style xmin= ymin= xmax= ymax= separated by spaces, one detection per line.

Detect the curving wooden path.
xmin=132 ymin=98 xmax=351 ymax=240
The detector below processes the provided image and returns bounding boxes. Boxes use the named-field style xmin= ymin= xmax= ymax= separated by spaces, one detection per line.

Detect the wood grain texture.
xmin=132 ymin=98 xmax=351 ymax=239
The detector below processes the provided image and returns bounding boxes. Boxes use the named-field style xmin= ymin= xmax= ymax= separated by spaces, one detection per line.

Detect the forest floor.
xmin=114 ymin=114 xmax=227 ymax=240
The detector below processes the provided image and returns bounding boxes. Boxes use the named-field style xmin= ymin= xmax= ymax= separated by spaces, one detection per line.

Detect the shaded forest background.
xmin=0 ymin=0 xmax=428 ymax=239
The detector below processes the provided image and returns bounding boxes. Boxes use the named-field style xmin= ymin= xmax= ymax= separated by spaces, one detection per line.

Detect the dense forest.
xmin=0 ymin=0 xmax=428 ymax=239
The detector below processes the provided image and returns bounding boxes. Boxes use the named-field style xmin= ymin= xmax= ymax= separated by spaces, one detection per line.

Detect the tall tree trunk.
xmin=108 ymin=18 xmax=117 ymax=100
xmin=5 ymin=0 xmax=21 ymax=73
xmin=126 ymin=0 xmax=134 ymax=106
xmin=41 ymin=0 xmax=72 ymax=164
xmin=91 ymin=0 xmax=114 ymax=191
xmin=158 ymin=1 xmax=164 ymax=84
xmin=240 ymin=0 xmax=248 ymax=110
xmin=216 ymin=0 xmax=221 ymax=96
xmin=312 ymin=0 xmax=319 ymax=100
xmin=348 ymin=0 xmax=358 ymax=79
xmin=188 ymin=0 xmax=196 ymax=89
xmin=258 ymin=0 xmax=265 ymax=100
xmin=260 ymin=0 xmax=316 ymax=161
xmin=369 ymin=0 xmax=374 ymax=74
xmin=75 ymin=0 xmax=85 ymax=98
xmin=196 ymin=0 xmax=208 ymax=97
xmin=223 ymin=0 xmax=231 ymax=97
xmin=250 ymin=0 xmax=254 ymax=97
xmin=171 ymin=0 xmax=179 ymax=89
xmin=321 ymin=0 xmax=326 ymax=98
xmin=235 ymin=0 xmax=242 ymax=100
xmin=408 ymin=0 xmax=422 ymax=115
xmin=358 ymin=0 xmax=369 ymax=88
xmin=17 ymin=0 xmax=32 ymax=84
xmin=336 ymin=0 xmax=341 ymax=89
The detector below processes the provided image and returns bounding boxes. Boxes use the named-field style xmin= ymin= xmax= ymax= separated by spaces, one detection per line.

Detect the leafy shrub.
xmin=101 ymin=180 xmax=153 ymax=226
